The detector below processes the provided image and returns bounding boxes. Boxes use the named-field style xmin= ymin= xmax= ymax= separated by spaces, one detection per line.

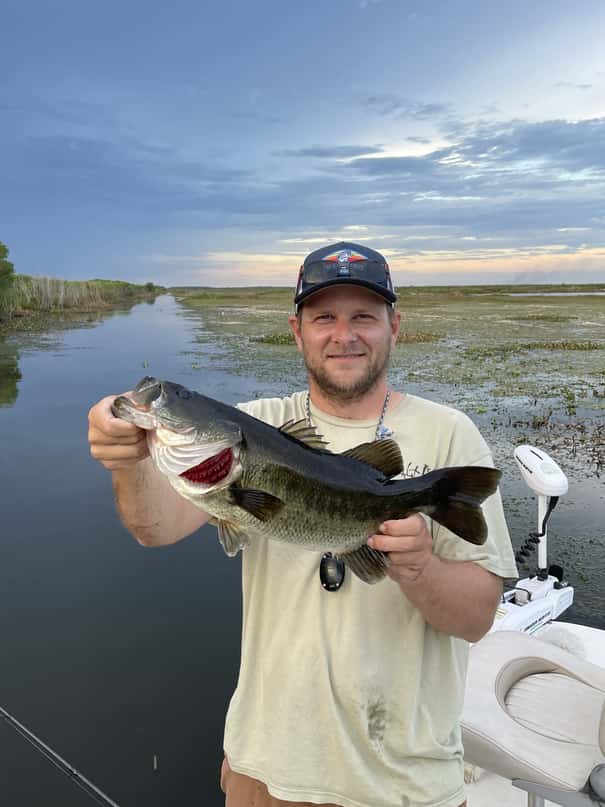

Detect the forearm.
xmin=112 ymin=458 xmax=210 ymax=546
xmin=399 ymin=556 xmax=502 ymax=642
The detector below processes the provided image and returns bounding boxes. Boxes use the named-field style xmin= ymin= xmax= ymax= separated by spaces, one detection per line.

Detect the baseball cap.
xmin=294 ymin=242 xmax=396 ymax=312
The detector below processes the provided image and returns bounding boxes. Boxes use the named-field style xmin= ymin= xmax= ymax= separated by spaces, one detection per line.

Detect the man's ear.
xmin=288 ymin=314 xmax=303 ymax=352
xmin=390 ymin=309 xmax=401 ymax=347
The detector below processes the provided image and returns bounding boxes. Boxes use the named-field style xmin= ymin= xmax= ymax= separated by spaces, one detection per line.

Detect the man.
xmin=88 ymin=242 xmax=518 ymax=807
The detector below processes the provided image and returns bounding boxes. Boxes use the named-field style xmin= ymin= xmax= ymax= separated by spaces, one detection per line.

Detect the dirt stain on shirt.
xmin=366 ymin=693 xmax=388 ymax=744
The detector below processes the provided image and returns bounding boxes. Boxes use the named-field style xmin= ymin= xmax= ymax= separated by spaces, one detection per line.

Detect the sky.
xmin=2 ymin=0 xmax=605 ymax=287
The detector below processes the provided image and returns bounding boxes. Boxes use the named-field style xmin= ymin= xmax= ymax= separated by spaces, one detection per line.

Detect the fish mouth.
xmin=149 ymin=429 xmax=241 ymax=491
xmin=113 ymin=377 xmax=243 ymax=490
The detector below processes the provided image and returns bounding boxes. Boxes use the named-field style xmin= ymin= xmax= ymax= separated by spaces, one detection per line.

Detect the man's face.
xmin=288 ymin=285 xmax=400 ymax=401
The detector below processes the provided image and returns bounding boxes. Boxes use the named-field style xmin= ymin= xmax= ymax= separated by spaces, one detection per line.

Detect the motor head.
xmin=514 ymin=445 xmax=569 ymax=497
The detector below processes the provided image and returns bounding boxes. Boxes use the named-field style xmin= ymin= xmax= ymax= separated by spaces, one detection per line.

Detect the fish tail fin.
xmin=428 ymin=466 xmax=501 ymax=546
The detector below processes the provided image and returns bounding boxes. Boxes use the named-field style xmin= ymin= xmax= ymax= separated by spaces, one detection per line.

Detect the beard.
xmin=302 ymin=339 xmax=392 ymax=403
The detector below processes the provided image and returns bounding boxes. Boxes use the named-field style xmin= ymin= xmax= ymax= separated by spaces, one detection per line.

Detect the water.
xmin=0 ymin=295 xmax=603 ymax=806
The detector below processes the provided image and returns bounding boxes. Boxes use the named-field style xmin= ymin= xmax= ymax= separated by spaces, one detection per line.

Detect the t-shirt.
xmin=223 ymin=391 xmax=518 ymax=807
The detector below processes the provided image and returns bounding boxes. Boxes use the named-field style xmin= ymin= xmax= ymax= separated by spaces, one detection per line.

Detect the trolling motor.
xmin=489 ymin=445 xmax=575 ymax=635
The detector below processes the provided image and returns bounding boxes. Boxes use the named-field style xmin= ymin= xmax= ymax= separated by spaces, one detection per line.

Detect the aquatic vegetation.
xmin=396 ymin=331 xmax=440 ymax=344
xmin=251 ymin=332 xmax=295 ymax=345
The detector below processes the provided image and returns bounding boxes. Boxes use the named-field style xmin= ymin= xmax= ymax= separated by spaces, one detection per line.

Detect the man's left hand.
xmin=367 ymin=514 xmax=434 ymax=585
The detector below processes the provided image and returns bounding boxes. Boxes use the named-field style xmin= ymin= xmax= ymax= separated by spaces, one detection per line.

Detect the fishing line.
xmin=0 ymin=706 xmax=121 ymax=806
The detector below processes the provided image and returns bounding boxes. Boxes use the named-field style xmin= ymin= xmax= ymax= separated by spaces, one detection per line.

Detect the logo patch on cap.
xmin=322 ymin=249 xmax=368 ymax=265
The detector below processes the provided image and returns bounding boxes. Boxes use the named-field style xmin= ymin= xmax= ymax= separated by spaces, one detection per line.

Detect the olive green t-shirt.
xmin=223 ymin=391 xmax=518 ymax=807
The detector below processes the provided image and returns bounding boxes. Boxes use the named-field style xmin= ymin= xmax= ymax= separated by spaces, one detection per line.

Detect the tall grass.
xmin=0 ymin=276 xmax=159 ymax=317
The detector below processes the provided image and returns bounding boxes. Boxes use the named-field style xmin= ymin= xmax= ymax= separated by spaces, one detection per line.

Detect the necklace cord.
xmin=306 ymin=390 xmax=392 ymax=441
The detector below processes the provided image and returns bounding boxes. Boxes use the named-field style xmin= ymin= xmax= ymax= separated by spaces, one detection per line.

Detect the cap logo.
xmin=322 ymin=248 xmax=368 ymax=265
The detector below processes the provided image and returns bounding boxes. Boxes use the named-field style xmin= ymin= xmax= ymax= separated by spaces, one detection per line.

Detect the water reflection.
xmin=0 ymin=340 xmax=21 ymax=406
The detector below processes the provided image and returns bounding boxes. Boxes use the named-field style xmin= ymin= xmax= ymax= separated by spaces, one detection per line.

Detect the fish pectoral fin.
xmin=336 ymin=544 xmax=389 ymax=584
xmin=229 ymin=486 xmax=285 ymax=522
xmin=217 ymin=520 xmax=250 ymax=557
xmin=279 ymin=418 xmax=330 ymax=450
xmin=342 ymin=439 xmax=403 ymax=478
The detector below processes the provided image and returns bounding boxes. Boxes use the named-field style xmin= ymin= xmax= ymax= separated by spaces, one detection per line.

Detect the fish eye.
xmin=177 ymin=388 xmax=192 ymax=399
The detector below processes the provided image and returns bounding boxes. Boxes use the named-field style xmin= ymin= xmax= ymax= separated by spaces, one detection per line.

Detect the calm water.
xmin=0 ymin=295 xmax=603 ymax=806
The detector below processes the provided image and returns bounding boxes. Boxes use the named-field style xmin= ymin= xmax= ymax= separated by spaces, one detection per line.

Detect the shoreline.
xmin=0 ymin=291 xmax=163 ymax=338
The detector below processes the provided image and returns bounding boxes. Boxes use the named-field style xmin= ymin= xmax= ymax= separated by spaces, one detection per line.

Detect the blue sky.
xmin=2 ymin=0 xmax=605 ymax=287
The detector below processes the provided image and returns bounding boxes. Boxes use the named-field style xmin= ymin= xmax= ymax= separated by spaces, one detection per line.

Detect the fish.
xmin=111 ymin=377 xmax=502 ymax=584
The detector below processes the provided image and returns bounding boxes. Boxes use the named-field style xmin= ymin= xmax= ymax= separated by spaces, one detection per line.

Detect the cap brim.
xmin=294 ymin=277 xmax=396 ymax=308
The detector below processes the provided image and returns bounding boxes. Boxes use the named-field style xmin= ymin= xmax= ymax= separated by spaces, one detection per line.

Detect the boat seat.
xmin=461 ymin=630 xmax=605 ymax=806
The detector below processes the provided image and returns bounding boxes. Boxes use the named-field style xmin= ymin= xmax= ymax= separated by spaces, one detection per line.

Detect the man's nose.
xmin=330 ymin=318 xmax=357 ymax=343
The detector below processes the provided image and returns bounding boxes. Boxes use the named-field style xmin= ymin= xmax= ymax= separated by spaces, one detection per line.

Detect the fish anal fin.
xmin=279 ymin=418 xmax=329 ymax=450
xmin=342 ymin=439 xmax=403 ymax=478
xmin=217 ymin=520 xmax=250 ymax=557
xmin=336 ymin=544 xmax=389 ymax=584
xmin=229 ymin=486 xmax=284 ymax=522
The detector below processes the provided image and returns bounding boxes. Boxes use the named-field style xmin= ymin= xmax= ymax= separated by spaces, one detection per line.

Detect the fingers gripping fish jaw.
xmin=112 ymin=383 xmax=243 ymax=495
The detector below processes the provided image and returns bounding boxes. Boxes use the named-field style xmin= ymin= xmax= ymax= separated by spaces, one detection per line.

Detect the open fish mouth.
xmin=145 ymin=426 xmax=241 ymax=491
xmin=112 ymin=384 xmax=242 ymax=491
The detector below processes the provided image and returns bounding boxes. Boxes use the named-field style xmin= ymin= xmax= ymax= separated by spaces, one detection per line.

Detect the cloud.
xmin=555 ymin=81 xmax=593 ymax=90
xmin=435 ymin=117 xmax=605 ymax=174
xmin=278 ymin=144 xmax=384 ymax=159
xmin=361 ymin=94 xmax=450 ymax=120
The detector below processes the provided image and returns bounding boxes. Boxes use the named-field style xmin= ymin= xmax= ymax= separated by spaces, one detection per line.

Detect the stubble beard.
xmin=303 ymin=341 xmax=392 ymax=404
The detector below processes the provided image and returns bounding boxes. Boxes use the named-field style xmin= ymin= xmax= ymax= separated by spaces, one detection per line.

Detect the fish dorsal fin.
xmin=336 ymin=544 xmax=389 ymax=584
xmin=279 ymin=418 xmax=330 ymax=450
xmin=342 ymin=439 xmax=403 ymax=478
xmin=229 ymin=486 xmax=285 ymax=521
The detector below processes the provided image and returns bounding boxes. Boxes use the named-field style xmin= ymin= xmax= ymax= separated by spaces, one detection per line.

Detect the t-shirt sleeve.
xmin=431 ymin=412 xmax=519 ymax=580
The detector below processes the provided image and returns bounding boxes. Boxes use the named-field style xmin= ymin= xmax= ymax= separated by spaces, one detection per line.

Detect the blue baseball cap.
xmin=294 ymin=242 xmax=396 ymax=312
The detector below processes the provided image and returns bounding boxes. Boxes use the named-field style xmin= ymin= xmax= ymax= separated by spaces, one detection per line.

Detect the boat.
xmin=462 ymin=445 xmax=605 ymax=807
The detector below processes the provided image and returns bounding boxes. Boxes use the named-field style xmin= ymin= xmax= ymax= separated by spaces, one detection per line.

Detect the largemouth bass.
xmin=112 ymin=377 xmax=501 ymax=584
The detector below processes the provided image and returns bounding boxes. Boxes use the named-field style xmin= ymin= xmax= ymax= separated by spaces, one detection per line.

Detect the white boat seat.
xmin=461 ymin=630 xmax=605 ymax=805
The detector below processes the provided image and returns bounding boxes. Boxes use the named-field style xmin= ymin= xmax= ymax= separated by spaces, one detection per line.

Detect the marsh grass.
xmin=465 ymin=340 xmax=604 ymax=359
xmin=397 ymin=331 xmax=440 ymax=344
xmin=0 ymin=276 xmax=163 ymax=327
xmin=511 ymin=314 xmax=579 ymax=322
xmin=251 ymin=332 xmax=295 ymax=345
xmin=175 ymin=287 xmax=291 ymax=308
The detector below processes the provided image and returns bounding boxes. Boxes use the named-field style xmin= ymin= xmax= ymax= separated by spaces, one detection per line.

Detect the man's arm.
xmin=368 ymin=516 xmax=503 ymax=642
xmin=88 ymin=394 xmax=210 ymax=546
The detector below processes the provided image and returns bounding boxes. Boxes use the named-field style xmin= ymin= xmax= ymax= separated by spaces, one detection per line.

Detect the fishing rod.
xmin=0 ymin=705 xmax=121 ymax=807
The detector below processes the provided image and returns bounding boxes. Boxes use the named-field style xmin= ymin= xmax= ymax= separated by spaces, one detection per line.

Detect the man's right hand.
xmin=88 ymin=394 xmax=149 ymax=471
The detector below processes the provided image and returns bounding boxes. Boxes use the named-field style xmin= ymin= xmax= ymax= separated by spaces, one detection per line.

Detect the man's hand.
xmin=368 ymin=514 xmax=502 ymax=641
xmin=88 ymin=394 xmax=149 ymax=470
xmin=368 ymin=514 xmax=433 ymax=584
